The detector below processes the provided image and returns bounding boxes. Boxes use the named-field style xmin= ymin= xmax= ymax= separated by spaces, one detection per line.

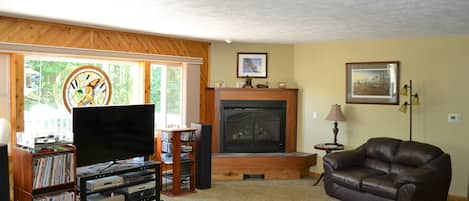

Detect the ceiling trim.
xmin=0 ymin=42 xmax=203 ymax=64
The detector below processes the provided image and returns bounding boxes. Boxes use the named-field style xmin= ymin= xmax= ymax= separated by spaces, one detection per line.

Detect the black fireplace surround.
xmin=220 ymin=100 xmax=286 ymax=153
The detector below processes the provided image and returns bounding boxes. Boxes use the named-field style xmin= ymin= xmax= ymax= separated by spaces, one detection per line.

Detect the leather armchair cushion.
xmin=390 ymin=163 xmax=415 ymax=175
xmin=323 ymin=150 xmax=364 ymax=170
xmin=362 ymin=174 xmax=399 ymax=199
xmin=364 ymin=138 xmax=401 ymax=162
xmin=364 ymin=158 xmax=391 ymax=174
xmin=331 ymin=168 xmax=385 ymax=190
xmin=394 ymin=141 xmax=443 ymax=167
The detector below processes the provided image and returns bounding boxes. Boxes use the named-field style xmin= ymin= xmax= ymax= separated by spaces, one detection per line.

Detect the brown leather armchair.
xmin=323 ymin=138 xmax=451 ymax=201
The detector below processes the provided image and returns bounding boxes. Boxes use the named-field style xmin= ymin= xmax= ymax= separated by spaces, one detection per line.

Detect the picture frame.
xmin=237 ymin=52 xmax=268 ymax=78
xmin=346 ymin=61 xmax=400 ymax=105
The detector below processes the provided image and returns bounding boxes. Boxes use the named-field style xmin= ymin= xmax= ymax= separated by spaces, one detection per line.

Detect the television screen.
xmin=73 ymin=104 xmax=155 ymax=167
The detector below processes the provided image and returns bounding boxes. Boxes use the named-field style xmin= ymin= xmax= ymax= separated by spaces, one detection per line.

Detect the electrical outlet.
xmin=313 ymin=112 xmax=318 ymax=119
xmin=448 ymin=114 xmax=462 ymax=123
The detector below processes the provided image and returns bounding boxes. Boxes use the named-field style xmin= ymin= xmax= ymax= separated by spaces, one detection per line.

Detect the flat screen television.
xmin=73 ymin=104 xmax=155 ymax=167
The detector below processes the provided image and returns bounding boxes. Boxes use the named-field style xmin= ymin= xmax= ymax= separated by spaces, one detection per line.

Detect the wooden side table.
xmin=313 ymin=143 xmax=344 ymax=186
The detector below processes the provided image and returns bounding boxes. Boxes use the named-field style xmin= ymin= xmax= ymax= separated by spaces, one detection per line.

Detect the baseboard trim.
xmin=448 ymin=195 xmax=467 ymax=201
xmin=310 ymin=172 xmax=466 ymax=201
xmin=309 ymin=171 xmax=321 ymax=178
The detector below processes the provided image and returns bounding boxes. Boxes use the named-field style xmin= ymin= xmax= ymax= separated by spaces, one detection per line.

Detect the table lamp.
xmin=325 ymin=104 xmax=345 ymax=145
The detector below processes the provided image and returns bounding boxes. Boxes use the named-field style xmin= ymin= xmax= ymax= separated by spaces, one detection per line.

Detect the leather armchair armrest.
xmin=323 ymin=150 xmax=364 ymax=170
xmin=395 ymin=167 xmax=434 ymax=185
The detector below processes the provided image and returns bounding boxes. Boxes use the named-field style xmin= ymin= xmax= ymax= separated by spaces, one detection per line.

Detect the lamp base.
xmin=332 ymin=121 xmax=339 ymax=145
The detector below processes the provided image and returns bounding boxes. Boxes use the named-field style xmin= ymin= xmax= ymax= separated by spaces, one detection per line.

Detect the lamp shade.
xmin=325 ymin=104 xmax=345 ymax=121
xmin=0 ymin=118 xmax=11 ymax=145
xmin=412 ymin=94 xmax=420 ymax=105
xmin=399 ymin=102 xmax=408 ymax=113
xmin=400 ymin=84 xmax=409 ymax=96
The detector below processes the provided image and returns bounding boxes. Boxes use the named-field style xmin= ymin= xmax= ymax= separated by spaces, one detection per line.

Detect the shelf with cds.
xmin=13 ymin=144 xmax=77 ymax=201
xmin=156 ymin=128 xmax=196 ymax=196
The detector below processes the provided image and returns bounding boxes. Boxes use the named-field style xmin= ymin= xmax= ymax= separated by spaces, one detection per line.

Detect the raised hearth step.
xmin=212 ymin=152 xmax=316 ymax=181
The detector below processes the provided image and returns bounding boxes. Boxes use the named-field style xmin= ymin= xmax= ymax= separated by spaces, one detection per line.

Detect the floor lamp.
xmin=398 ymin=80 xmax=420 ymax=141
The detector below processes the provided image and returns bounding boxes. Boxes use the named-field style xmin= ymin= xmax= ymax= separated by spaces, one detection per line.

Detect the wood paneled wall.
xmin=0 ymin=16 xmax=211 ymax=132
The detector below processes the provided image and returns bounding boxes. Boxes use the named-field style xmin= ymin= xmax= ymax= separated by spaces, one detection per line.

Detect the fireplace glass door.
xmin=220 ymin=100 xmax=286 ymax=153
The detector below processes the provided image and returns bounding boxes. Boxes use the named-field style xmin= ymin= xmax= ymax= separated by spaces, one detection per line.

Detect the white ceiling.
xmin=1 ymin=0 xmax=469 ymax=44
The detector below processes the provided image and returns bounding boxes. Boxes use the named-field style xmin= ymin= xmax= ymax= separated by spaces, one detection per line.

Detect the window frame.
xmin=6 ymin=43 xmax=202 ymax=146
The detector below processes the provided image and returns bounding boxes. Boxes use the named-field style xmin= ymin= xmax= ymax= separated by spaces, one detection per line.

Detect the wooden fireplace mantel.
xmin=205 ymin=88 xmax=298 ymax=153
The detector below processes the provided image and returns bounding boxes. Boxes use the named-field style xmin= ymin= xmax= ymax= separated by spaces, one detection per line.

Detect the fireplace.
xmin=220 ymin=100 xmax=286 ymax=153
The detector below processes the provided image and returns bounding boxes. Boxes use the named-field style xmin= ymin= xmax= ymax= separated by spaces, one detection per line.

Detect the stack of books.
xmin=33 ymin=153 xmax=75 ymax=189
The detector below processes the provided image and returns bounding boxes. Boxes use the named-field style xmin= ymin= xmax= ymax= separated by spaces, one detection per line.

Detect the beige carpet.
xmin=161 ymin=178 xmax=339 ymax=201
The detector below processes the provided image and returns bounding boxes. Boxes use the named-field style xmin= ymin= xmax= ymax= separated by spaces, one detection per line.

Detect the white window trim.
xmin=0 ymin=42 xmax=203 ymax=65
xmin=182 ymin=63 xmax=200 ymax=127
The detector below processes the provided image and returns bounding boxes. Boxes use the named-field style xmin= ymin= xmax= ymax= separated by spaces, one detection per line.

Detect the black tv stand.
xmin=77 ymin=160 xmax=161 ymax=201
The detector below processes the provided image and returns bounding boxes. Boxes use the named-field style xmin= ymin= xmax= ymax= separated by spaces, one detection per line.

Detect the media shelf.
xmin=76 ymin=160 xmax=160 ymax=201
xmin=13 ymin=144 xmax=77 ymax=201
xmin=156 ymin=128 xmax=196 ymax=196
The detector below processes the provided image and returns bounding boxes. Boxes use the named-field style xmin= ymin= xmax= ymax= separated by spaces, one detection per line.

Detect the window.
xmin=24 ymin=56 xmax=143 ymax=140
xmin=150 ymin=64 xmax=183 ymax=128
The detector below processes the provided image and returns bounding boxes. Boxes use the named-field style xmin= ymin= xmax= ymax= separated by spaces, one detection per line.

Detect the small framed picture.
xmin=237 ymin=52 xmax=268 ymax=78
xmin=346 ymin=61 xmax=400 ymax=105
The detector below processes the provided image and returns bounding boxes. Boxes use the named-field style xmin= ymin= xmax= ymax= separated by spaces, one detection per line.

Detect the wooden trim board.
xmin=448 ymin=195 xmax=468 ymax=201
xmin=9 ymin=53 xmax=24 ymax=145
xmin=309 ymin=171 xmax=321 ymax=179
xmin=142 ymin=61 xmax=152 ymax=103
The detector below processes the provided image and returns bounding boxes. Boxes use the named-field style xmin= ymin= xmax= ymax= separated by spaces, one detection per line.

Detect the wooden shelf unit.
xmin=13 ymin=145 xmax=77 ymax=201
xmin=156 ymin=128 xmax=197 ymax=196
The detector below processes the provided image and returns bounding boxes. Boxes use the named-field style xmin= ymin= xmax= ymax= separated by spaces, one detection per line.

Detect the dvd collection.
xmin=33 ymin=153 xmax=75 ymax=189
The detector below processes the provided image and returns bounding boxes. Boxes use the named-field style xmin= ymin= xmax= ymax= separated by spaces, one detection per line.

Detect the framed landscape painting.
xmin=237 ymin=52 xmax=268 ymax=78
xmin=346 ymin=61 xmax=400 ymax=105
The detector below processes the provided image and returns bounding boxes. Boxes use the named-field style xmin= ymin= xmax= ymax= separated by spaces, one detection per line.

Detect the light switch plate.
xmin=448 ymin=113 xmax=462 ymax=123
xmin=313 ymin=112 xmax=318 ymax=119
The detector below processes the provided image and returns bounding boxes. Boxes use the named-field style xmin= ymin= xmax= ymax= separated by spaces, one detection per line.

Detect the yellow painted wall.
xmin=210 ymin=42 xmax=295 ymax=88
xmin=294 ymin=35 xmax=469 ymax=196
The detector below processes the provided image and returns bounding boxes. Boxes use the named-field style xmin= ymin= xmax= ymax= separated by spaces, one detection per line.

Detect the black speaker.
xmin=191 ymin=123 xmax=212 ymax=189
xmin=0 ymin=144 xmax=10 ymax=201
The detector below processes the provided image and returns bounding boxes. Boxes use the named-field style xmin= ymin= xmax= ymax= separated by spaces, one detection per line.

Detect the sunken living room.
xmin=0 ymin=1 xmax=469 ymax=201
